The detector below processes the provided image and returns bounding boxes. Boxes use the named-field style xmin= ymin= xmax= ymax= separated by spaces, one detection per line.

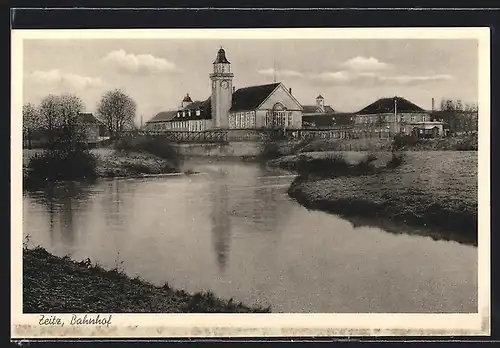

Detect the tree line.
xmin=23 ymin=89 xmax=137 ymax=149
xmin=437 ymin=99 xmax=478 ymax=135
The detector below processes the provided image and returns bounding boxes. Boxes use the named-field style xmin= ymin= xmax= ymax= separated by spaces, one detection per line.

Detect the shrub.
xmin=116 ymin=136 xmax=179 ymax=165
xmin=295 ymin=153 xmax=377 ymax=179
xmin=25 ymin=148 xmax=98 ymax=187
xmin=386 ymin=151 xmax=405 ymax=169
xmin=392 ymin=134 xmax=420 ymax=150
xmin=259 ymin=141 xmax=282 ymax=160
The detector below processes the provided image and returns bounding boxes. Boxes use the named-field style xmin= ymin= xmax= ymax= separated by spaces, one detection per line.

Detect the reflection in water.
xmin=23 ymin=159 xmax=478 ymax=313
xmin=27 ymin=183 xmax=91 ymax=254
xmin=209 ymin=169 xmax=232 ymax=273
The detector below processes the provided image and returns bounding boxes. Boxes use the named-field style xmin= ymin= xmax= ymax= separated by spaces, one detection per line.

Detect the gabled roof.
xmin=316 ymin=95 xmax=324 ymax=99
xmin=229 ymin=83 xmax=280 ymax=112
xmin=302 ymin=105 xmax=336 ymax=114
xmin=147 ymin=110 xmax=177 ymax=123
xmin=358 ymin=96 xmax=426 ymax=114
xmin=182 ymin=94 xmax=193 ymax=103
xmin=302 ymin=105 xmax=319 ymax=113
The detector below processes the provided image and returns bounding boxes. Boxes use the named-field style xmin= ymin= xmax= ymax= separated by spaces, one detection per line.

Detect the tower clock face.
xmin=221 ymin=81 xmax=229 ymax=89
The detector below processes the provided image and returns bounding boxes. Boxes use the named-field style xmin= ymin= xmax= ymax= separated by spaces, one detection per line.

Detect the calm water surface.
xmin=23 ymin=158 xmax=477 ymax=313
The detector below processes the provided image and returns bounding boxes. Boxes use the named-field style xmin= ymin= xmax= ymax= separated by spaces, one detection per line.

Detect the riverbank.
xmin=23 ymin=148 xmax=180 ymax=188
xmin=271 ymin=151 xmax=478 ymax=246
xmin=95 ymin=148 xmax=178 ymax=178
xmin=23 ymin=246 xmax=271 ymax=313
xmin=295 ymin=133 xmax=478 ymax=153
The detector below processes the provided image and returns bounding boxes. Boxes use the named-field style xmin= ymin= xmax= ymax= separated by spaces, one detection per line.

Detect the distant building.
xmin=353 ymin=96 xmax=444 ymax=138
xmin=145 ymin=47 xmax=303 ymax=131
xmin=75 ymin=112 xmax=110 ymax=145
xmin=302 ymin=95 xmax=336 ymax=115
xmin=301 ymin=95 xmax=355 ymax=129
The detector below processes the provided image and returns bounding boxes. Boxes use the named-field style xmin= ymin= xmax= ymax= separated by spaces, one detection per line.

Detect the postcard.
xmin=11 ymin=27 xmax=490 ymax=338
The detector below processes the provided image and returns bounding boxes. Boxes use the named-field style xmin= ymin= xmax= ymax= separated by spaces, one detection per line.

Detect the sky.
xmin=23 ymin=38 xmax=478 ymax=124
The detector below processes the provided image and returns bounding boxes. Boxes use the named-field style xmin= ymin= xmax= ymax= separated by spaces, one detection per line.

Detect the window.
xmin=411 ymin=115 xmax=416 ymax=122
xmin=182 ymin=111 xmax=186 ymax=117
xmin=196 ymin=110 xmax=201 ymax=116
xmin=188 ymin=110 xmax=191 ymax=117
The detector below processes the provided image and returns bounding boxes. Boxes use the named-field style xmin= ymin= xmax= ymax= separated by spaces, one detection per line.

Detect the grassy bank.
xmin=95 ymin=148 xmax=178 ymax=178
xmin=295 ymin=133 xmax=478 ymax=153
xmin=23 ymin=246 xmax=270 ymax=313
xmin=23 ymin=146 xmax=180 ymax=190
xmin=275 ymin=151 xmax=477 ymax=246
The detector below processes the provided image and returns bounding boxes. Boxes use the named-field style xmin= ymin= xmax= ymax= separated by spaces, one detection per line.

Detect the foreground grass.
xmin=23 ymin=247 xmax=271 ymax=313
xmin=278 ymin=151 xmax=478 ymax=246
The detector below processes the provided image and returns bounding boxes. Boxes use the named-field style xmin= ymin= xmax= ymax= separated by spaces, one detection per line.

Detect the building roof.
xmin=182 ymin=94 xmax=193 ymax=103
xmin=182 ymin=100 xmax=205 ymax=110
xmin=302 ymin=105 xmax=336 ymax=114
xmin=79 ymin=112 xmax=99 ymax=123
xmin=229 ymin=83 xmax=280 ymax=112
xmin=357 ymin=96 xmax=426 ymax=114
xmin=316 ymin=95 xmax=324 ymax=100
xmin=213 ymin=48 xmax=230 ymax=64
xmin=147 ymin=110 xmax=178 ymax=123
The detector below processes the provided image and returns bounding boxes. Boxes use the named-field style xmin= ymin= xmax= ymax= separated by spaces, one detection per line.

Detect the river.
xmin=22 ymin=158 xmax=477 ymax=313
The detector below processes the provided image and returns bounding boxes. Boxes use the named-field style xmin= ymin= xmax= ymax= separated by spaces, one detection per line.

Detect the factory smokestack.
xmin=432 ymin=98 xmax=435 ymax=111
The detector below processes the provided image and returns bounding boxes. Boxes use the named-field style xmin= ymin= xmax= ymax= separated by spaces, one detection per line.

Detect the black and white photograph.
xmin=11 ymin=27 xmax=490 ymax=337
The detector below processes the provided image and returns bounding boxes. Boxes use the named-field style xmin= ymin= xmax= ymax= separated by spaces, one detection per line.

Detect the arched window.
xmin=270 ymin=102 xmax=287 ymax=129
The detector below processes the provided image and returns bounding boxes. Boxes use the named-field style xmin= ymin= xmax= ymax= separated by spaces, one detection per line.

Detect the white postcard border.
xmin=11 ymin=27 xmax=491 ymax=338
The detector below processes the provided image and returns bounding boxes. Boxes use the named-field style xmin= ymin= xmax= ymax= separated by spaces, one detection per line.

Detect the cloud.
xmin=257 ymin=68 xmax=304 ymax=78
xmin=341 ymin=56 xmax=392 ymax=71
xmin=30 ymin=69 xmax=104 ymax=89
xmin=102 ymin=49 xmax=177 ymax=74
xmin=309 ymin=70 xmax=453 ymax=86
xmin=256 ymin=62 xmax=453 ymax=87
xmin=379 ymin=74 xmax=453 ymax=85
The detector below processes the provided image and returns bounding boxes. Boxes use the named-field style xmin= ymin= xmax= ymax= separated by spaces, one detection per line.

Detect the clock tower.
xmin=209 ymin=47 xmax=234 ymax=128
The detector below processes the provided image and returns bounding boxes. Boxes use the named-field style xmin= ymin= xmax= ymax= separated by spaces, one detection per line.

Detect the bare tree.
xmin=38 ymin=94 xmax=86 ymax=151
xmin=23 ymin=103 xmax=39 ymax=149
xmin=440 ymin=99 xmax=455 ymax=112
xmin=96 ymin=89 xmax=137 ymax=140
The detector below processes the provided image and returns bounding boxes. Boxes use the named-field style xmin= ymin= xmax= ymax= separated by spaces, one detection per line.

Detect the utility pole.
xmin=273 ymin=60 xmax=277 ymax=83
xmin=394 ymin=97 xmax=398 ymax=136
